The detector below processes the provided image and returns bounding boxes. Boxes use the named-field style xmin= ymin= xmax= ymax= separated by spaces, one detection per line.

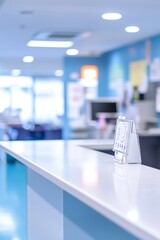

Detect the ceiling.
xmin=0 ymin=0 xmax=160 ymax=77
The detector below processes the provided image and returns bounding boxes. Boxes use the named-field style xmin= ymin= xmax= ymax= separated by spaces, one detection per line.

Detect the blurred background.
xmin=1 ymin=1 xmax=160 ymax=240
xmin=0 ymin=0 xmax=159 ymax=140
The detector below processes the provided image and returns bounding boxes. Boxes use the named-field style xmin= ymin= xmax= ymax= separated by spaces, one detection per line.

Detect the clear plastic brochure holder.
xmin=113 ymin=116 xmax=141 ymax=164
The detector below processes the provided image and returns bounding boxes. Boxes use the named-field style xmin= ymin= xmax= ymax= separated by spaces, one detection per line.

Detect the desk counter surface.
xmin=0 ymin=139 xmax=160 ymax=240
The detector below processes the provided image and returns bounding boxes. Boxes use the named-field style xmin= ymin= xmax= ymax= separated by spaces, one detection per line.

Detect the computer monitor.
xmin=87 ymin=98 xmax=119 ymax=124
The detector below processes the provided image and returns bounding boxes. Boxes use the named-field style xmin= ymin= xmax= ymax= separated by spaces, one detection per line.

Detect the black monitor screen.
xmin=90 ymin=101 xmax=117 ymax=121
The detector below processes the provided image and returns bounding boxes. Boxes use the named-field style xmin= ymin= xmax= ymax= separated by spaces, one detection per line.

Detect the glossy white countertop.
xmin=0 ymin=139 xmax=160 ymax=240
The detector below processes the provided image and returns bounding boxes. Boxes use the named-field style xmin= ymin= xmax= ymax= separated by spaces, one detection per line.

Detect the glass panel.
xmin=0 ymin=76 xmax=33 ymax=123
xmin=34 ymin=80 xmax=64 ymax=124
xmin=0 ymin=88 xmax=10 ymax=112
xmin=10 ymin=87 xmax=33 ymax=122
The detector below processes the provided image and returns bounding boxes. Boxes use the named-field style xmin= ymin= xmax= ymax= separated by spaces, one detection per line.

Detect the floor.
xmin=0 ymin=159 xmax=26 ymax=240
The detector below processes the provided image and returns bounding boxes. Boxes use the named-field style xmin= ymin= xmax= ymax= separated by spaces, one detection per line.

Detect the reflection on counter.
xmin=113 ymin=164 xmax=141 ymax=219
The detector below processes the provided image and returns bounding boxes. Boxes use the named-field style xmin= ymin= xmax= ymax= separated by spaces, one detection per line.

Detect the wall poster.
xmin=129 ymin=60 xmax=147 ymax=87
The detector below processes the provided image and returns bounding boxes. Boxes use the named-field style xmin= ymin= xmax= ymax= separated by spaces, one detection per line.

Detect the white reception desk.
xmin=0 ymin=139 xmax=160 ymax=240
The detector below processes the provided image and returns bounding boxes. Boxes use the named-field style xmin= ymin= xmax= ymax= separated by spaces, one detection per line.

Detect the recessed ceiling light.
xmin=66 ymin=49 xmax=79 ymax=56
xmin=102 ymin=12 xmax=122 ymax=20
xmin=11 ymin=69 xmax=21 ymax=76
xmin=55 ymin=70 xmax=64 ymax=77
xmin=23 ymin=56 xmax=34 ymax=63
xmin=125 ymin=26 xmax=140 ymax=33
xmin=27 ymin=40 xmax=73 ymax=48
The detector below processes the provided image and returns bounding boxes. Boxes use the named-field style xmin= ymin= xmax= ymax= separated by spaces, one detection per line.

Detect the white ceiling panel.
xmin=0 ymin=0 xmax=160 ymax=76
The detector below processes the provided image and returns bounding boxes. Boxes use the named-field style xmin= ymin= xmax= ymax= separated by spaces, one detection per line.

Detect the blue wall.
xmin=63 ymin=56 xmax=103 ymax=139
xmin=151 ymin=35 xmax=160 ymax=58
xmin=63 ymin=34 xmax=160 ymax=138
xmin=100 ymin=40 xmax=146 ymax=97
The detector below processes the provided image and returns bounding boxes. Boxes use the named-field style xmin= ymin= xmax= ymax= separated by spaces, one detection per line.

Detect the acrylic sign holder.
xmin=113 ymin=116 xmax=141 ymax=164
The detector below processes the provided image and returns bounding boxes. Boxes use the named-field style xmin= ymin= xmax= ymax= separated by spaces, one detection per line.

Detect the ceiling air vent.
xmin=48 ymin=32 xmax=78 ymax=39
xmin=33 ymin=32 xmax=79 ymax=41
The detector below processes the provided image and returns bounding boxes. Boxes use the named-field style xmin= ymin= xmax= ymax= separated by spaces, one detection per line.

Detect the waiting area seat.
xmin=6 ymin=124 xmax=62 ymax=140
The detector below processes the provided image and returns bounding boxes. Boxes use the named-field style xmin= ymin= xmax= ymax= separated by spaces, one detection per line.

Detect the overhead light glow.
xmin=66 ymin=49 xmax=79 ymax=56
xmin=127 ymin=209 xmax=139 ymax=222
xmin=27 ymin=40 xmax=73 ymax=48
xmin=23 ymin=56 xmax=34 ymax=63
xmin=102 ymin=12 xmax=122 ymax=20
xmin=125 ymin=26 xmax=140 ymax=33
xmin=0 ymin=212 xmax=15 ymax=231
xmin=11 ymin=69 xmax=21 ymax=76
xmin=55 ymin=69 xmax=64 ymax=77
xmin=81 ymin=65 xmax=98 ymax=80
xmin=12 ymin=237 xmax=20 ymax=240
